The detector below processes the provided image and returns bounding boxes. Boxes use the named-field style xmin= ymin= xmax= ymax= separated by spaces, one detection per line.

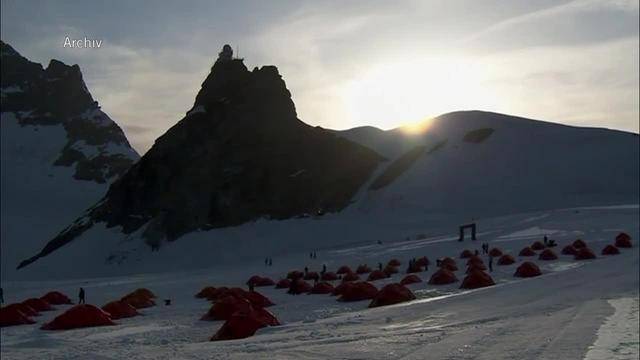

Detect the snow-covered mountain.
xmin=0 ymin=41 xmax=139 ymax=278
xmin=11 ymin=47 xmax=639 ymax=279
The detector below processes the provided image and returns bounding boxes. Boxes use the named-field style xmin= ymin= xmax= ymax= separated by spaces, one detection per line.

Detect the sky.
xmin=1 ymin=0 xmax=638 ymax=153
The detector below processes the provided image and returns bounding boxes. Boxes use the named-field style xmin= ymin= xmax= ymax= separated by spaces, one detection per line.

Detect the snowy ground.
xmin=1 ymin=205 xmax=638 ymax=359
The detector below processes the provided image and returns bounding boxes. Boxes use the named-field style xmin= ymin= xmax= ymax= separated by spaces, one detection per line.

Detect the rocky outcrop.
xmin=18 ymin=48 xmax=384 ymax=268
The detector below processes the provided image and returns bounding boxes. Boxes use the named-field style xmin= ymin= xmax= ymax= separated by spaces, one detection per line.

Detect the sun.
xmin=341 ymin=55 xmax=493 ymax=131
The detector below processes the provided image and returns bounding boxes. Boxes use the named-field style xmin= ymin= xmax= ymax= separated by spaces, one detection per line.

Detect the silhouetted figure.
xmin=378 ymin=262 xmax=383 ymax=271
xmin=268 ymin=258 xmax=273 ymax=266
xmin=288 ymin=279 xmax=299 ymax=295
xmin=265 ymin=257 xmax=268 ymax=266
xmin=489 ymin=256 xmax=493 ymax=272
xmin=78 ymin=287 xmax=85 ymax=304
xmin=543 ymin=235 xmax=548 ymax=246
xmin=304 ymin=267 xmax=308 ymax=275
xmin=436 ymin=259 xmax=442 ymax=267
xmin=218 ymin=44 xmax=233 ymax=61
xmin=248 ymin=282 xmax=255 ymax=292
xmin=0 ymin=287 xmax=3 ymax=304
xmin=310 ymin=252 xmax=313 ymax=259
xmin=313 ymin=252 xmax=317 ymax=259
xmin=322 ymin=264 xmax=327 ymax=274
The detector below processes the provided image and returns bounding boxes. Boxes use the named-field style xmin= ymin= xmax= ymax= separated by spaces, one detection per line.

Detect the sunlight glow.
xmin=341 ymin=56 xmax=496 ymax=130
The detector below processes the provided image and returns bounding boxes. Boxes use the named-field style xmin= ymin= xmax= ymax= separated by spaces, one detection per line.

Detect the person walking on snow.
xmin=78 ymin=287 xmax=85 ymax=304
xmin=488 ymin=256 xmax=493 ymax=272
xmin=269 ymin=258 xmax=273 ymax=266
xmin=321 ymin=264 xmax=327 ymax=274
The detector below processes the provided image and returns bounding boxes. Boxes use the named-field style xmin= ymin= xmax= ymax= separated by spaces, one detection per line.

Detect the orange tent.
xmin=1 ymin=305 xmax=36 ymax=327
xmin=367 ymin=270 xmax=388 ymax=281
xmin=406 ymin=262 xmax=423 ymax=274
xmin=243 ymin=291 xmax=275 ymax=308
xmin=211 ymin=307 xmax=279 ymax=341
xmin=460 ymin=269 xmax=495 ymax=289
xmin=440 ymin=257 xmax=458 ymax=271
xmin=415 ymin=256 xmax=430 ymax=267
xmin=321 ymin=272 xmax=338 ymax=281
xmin=531 ymin=241 xmax=545 ymax=250
xmin=206 ymin=287 xmax=230 ymax=300
xmin=519 ymin=247 xmax=536 ymax=256
xmin=195 ymin=286 xmax=217 ymax=299
xmin=466 ymin=262 xmax=487 ymax=272
xmin=22 ymin=298 xmax=54 ymax=312
xmin=129 ymin=288 xmax=156 ymax=299
xmin=310 ymin=282 xmax=335 ymax=294
xmin=400 ymin=274 xmax=422 ymax=285
xmin=467 ymin=255 xmax=484 ymax=266
xmin=497 ymin=254 xmax=515 ymax=265
xmin=428 ymin=269 xmax=458 ymax=285
xmin=247 ymin=276 xmax=275 ymax=287
xmin=331 ymin=282 xmax=352 ymax=296
xmin=121 ymin=290 xmax=155 ymax=309
xmin=342 ymin=272 xmax=360 ymax=282
xmin=336 ymin=266 xmax=352 ymax=275
xmin=615 ymin=232 xmax=632 ymax=248
xmin=41 ymin=291 xmax=73 ymax=305
xmin=275 ymin=279 xmax=291 ymax=289
xmin=338 ymin=282 xmax=378 ymax=302
xmin=572 ymin=239 xmax=587 ymax=249
xmin=287 ymin=270 xmax=304 ymax=280
xmin=575 ymin=247 xmax=596 ymax=260
xmin=561 ymin=245 xmax=578 ymax=255
xmin=202 ymin=295 xmax=252 ymax=321
xmin=460 ymin=249 xmax=474 ymax=259
xmin=369 ymin=283 xmax=416 ymax=308
xmin=41 ymin=305 xmax=115 ymax=330
xmin=383 ymin=265 xmax=399 ymax=276
xmin=538 ymin=248 xmax=558 ymax=261
xmin=101 ymin=300 xmax=139 ymax=320
xmin=387 ymin=259 xmax=402 ymax=267
xmin=514 ymin=261 xmax=541 ymax=278
xmin=601 ymin=245 xmax=620 ymax=255
xmin=288 ymin=279 xmax=312 ymax=294
xmin=489 ymin=248 xmax=503 ymax=257
xmin=356 ymin=265 xmax=372 ymax=274
xmin=2 ymin=303 xmax=39 ymax=317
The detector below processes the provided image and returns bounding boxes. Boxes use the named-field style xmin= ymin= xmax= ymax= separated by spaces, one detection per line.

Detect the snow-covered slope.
xmin=0 ymin=41 xmax=139 ymax=279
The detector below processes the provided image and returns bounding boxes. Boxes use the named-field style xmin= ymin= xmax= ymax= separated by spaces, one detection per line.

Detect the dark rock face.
xmin=1 ymin=40 xmax=138 ymax=184
xmin=18 ymin=54 xmax=383 ymax=268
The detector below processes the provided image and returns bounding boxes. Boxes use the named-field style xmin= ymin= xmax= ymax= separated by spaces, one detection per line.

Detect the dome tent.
xmin=531 ymin=241 xmax=545 ymax=251
xmin=428 ymin=268 xmax=458 ymax=285
xmin=338 ymin=282 xmax=378 ymax=302
xmin=489 ymin=248 xmax=503 ymax=257
xmin=304 ymin=272 xmax=320 ymax=282
xmin=201 ymin=295 xmax=252 ymax=321
xmin=287 ymin=270 xmax=304 ymax=280
xmin=275 ymin=279 xmax=291 ymax=289
xmin=310 ymin=282 xmax=335 ymax=294
xmin=460 ymin=270 xmax=495 ymax=289
xmin=41 ymin=291 xmax=73 ymax=305
xmin=572 ymin=239 xmax=587 ymax=249
xmin=342 ymin=272 xmax=360 ymax=282
xmin=575 ymin=247 xmax=596 ymax=260
xmin=497 ymin=254 xmax=516 ymax=265
xmin=1 ymin=305 xmax=36 ymax=327
xmin=383 ymin=265 xmax=399 ymax=276
xmin=466 ymin=262 xmax=487 ymax=272
xmin=356 ymin=265 xmax=372 ymax=274
xmin=387 ymin=259 xmax=402 ymax=267
xmin=514 ymin=261 xmax=541 ymax=278
xmin=247 ymin=276 xmax=275 ymax=287
xmin=336 ymin=266 xmax=352 ymax=275
xmin=400 ymin=274 xmax=422 ymax=285
xmin=538 ymin=248 xmax=558 ymax=260
xmin=460 ymin=249 xmax=474 ymax=259
xmin=121 ymin=292 xmax=155 ymax=309
xmin=288 ymin=279 xmax=312 ymax=294
xmin=369 ymin=283 xmax=416 ymax=308
xmin=440 ymin=257 xmax=458 ymax=271
xmin=195 ymin=286 xmax=217 ymax=298
xmin=615 ymin=232 xmax=632 ymax=248
xmin=41 ymin=305 xmax=115 ymax=330
xmin=22 ymin=298 xmax=54 ymax=312
xmin=2 ymin=303 xmax=39 ymax=317
xmin=321 ymin=272 xmax=338 ymax=281
xmin=211 ymin=307 xmax=280 ymax=341
xmin=415 ymin=256 xmax=430 ymax=267
xmin=601 ymin=244 xmax=620 ymax=255
xmin=367 ymin=270 xmax=388 ymax=281
xmin=466 ymin=255 xmax=484 ymax=266
xmin=101 ymin=300 xmax=140 ymax=320
xmin=519 ymin=247 xmax=536 ymax=256
xmin=561 ymin=245 xmax=578 ymax=255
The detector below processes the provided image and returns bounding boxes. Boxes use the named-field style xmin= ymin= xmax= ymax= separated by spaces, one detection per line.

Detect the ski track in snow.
xmin=1 ymin=206 xmax=638 ymax=359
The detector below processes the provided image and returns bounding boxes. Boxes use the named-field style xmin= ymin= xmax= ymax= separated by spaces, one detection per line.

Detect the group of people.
xmin=481 ymin=242 xmax=491 ymax=254
xmin=264 ymin=257 xmax=273 ymax=266
xmin=309 ymin=252 xmax=318 ymax=259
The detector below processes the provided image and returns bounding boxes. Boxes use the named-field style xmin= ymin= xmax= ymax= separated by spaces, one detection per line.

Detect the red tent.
xmin=129 ymin=288 xmax=156 ymax=299
xmin=0 ymin=305 xmax=36 ymax=327
xmin=2 ymin=303 xmax=39 ymax=317
xmin=561 ymin=245 xmax=578 ymax=255
xmin=575 ymin=247 xmax=596 ymax=260
xmin=331 ymin=282 xmax=352 ymax=296
xmin=519 ymin=246 xmax=536 ymax=256
xmin=601 ymin=244 xmax=620 ymax=255
xmin=336 ymin=266 xmax=352 ymax=275
xmin=22 ymin=298 xmax=54 ymax=312
xmin=303 ymin=272 xmax=320 ymax=282
xmin=206 ymin=287 xmax=230 ymax=300
xmin=615 ymin=232 xmax=632 ymax=248
xmin=101 ymin=300 xmax=140 ymax=319
xmin=275 ymin=279 xmax=291 ymax=289
xmin=387 ymin=259 xmax=402 ymax=267
xmin=383 ymin=265 xmax=399 ymax=276
xmin=367 ymin=270 xmax=388 ymax=281
xmin=460 ymin=249 xmax=474 ymax=259
xmin=211 ymin=308 xmax=280 ymax=341
xmin=497 ymin=254 xmax=516 ymax=265
xmin=460 ymin=270 xmax=495 ymax=289
xmin=440 ymin=257 xmax=458 ymax=271
xmin=201 ymin=295 xmax=252 ymax=321
xmin=247 ymin=276 xmax=275 ymax=287
xmin=41 ymin=305 xmax=115 ymax=330
xmin=41 ymin=291 xmax=73 ymax=305
xmin=400 ymin=274 xmax=422 ymax=285
xmin=286 ymin=270 xmax=304 ymax=280
xmin=342 ymin=272 xmax=360 ymax=282
xmin=406 ymin=262 xmax=423 ymax=274
xmin=121 ymin=293 xmax=155 ymax=309
xmin=310 ymin=282 xmax=335 ymax=294
xmin=321 ymin=272 xmax=339 ymax=281
xmin=338 ymin=282 xmax=378 ymax=302
xmin=572 ymin=239 xmax=587 ymax=249
xmin=531 ymin=241 xmax=545 ymax=250
xmin=466 ymin=255 xmax=484 ymax=266
xmin=288 ymin=279 xmax=312 ymax=294
xmin=415 ymin=256 xmax=430 ymax=267
xmin=356 ymin=265 xmax=372 ymax=274
xmin=466 ymin=262 xmax=487 ymax=272
xmin=243 ymin=291 xmax=274 ymax=308
xmin=489 ymin=248 xmax=503 ymax=257
xmin=514 ymin=261 xmax=541 ymax=278
xmin=195 ymin=286 xmax=217 ymax=299
xmin=428 ymin=269 xmax=458 ymax=285
xmin=539 ymin=248 xmax=558 ymax=261
xmin=369 ymin=283 xmax=416 ymax=308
